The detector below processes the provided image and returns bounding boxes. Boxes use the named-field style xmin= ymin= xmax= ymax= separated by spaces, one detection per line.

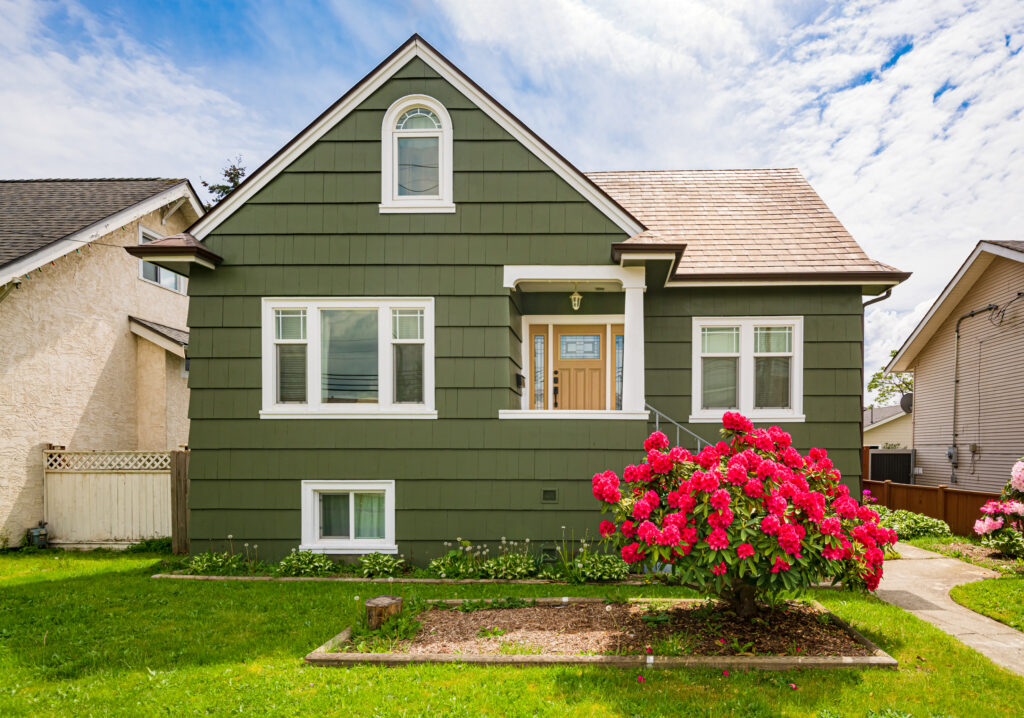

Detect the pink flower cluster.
xmin=1012 ymin=461 xmax=1024 ymax=493
xmin=592 ymin=413 xmax=896 ymax=593
xmin=972 ymin=459 xmax=1024 ymax=543
xmin=974 ymin=515 xmax=1004 ymax=536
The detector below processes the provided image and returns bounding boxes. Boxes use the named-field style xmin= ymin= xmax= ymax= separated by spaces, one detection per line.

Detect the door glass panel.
xmin=397 ymin=137 xmax=439 ymax=196
xmin=354 ymin=493 xmax=385 ymax=539
xmin=755 ymin=356 xmax=791 ymax=408
xmin=614 ymin=334 xmax=624 ymax=411
xmin=701 ymin=326 xmax=739 ymax=354
xmin=322 ymin=309 xmax=378 ymax=403
xmin=755 ymin=326 xmax=792 ymax=353
xmin=394 ymin=344 xmax=424 ymax=403
xmin=702 ymin=356 xmax=738 ymax=409
xmin=320 ymin=493 xmax=350 ymax=538
xmin=559 ymin=335 xmax=601 ymax=359
xmin=533 ymin=334 xmax=545 ymax=409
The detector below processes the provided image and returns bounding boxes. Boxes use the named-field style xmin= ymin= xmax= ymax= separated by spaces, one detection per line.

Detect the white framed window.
xmin=690 ymin=317 xmax=804 ymax=423
xmin=379 ymin=94 xmax=455 ymax=214
xmin=300 ymin=480 xmax=396 ymax=554
xmin=260 ymin=298 xmax=436 ymax=419
xmin=138 ymin=227 xmax=185 ymax=293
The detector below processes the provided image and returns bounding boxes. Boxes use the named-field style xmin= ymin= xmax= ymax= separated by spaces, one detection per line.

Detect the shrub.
xmin=592 ymin=413 xmax=897 ymax=616
xmin=874 ymin=506 xmax=951 ymax=540
xmin=973 ymin=458 xmax=1024 ymax=557
xmin=125 ymin=537 xmax=172 ymax=554
xmin=575 ymin=552 xmax=631 ymax=581
xmin=426 ymin=538 xmax=489 ymax=579
xmin=359 ymin=552 xmax=406 ymax=577
xmin=275 ymin=549 xmax=335 ymax=577
xmin=185 ymin=550 xmax=245 ymax=575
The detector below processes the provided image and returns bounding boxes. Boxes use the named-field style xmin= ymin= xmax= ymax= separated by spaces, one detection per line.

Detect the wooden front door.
xmin=553 ymin=325 xmax=605 ymax=410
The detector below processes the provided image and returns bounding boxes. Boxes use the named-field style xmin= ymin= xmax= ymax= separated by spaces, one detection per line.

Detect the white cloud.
xmin=438 ymin=0 xmax=1024 ymax=401
xmin=0 ymin=0 xmax=275 ymax=196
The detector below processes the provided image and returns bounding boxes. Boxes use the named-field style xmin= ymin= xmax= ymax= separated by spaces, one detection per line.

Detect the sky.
xmin=2 ymin=0 xmax=1022 ymax=401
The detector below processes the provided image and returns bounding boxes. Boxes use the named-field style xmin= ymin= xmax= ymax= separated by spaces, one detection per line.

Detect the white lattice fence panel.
xmin=44 ymin=450 xmax=171 ymax=473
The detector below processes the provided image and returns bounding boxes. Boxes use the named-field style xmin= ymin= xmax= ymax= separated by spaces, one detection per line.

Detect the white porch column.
xmin=622 ymin=285 xmax=645 ymax=412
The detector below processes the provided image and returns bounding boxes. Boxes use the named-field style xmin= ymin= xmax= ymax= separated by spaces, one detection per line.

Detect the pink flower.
xmin=637 ymin=521 xmax=659 ymax=544
xmin=637 ymin=674 xmax=646 ymax=684
xmin=766 ymin=495 xmax=788 ymax=516
xmin=777 ymin=524 xmax=805 ymax=556
xmin=974 ymin=516 xmax=1004 ymax=536
xmin=650 ymin=452 xmax=674 ymax=474
xmin=743 ymin=480 xmax=764 ymax=498
xmin=819 ymin=517 xmax=841 ymax=537
xmin=770 ymin=556 xmax=791 ymax=573
xmin=1011 ymin=460 xmax=1024 ymax=492
xmin=645 ymin=645 xmax=652 ymax=654
xmin=711 ymin=562 xmax=727 ymax=576
xmin=621 ymin=520 xmax=636 ymax=538
xmin=710 ymin=489 xmax=731 ymax=510
xmin=788 ymin=683 xmax=798 ymax=690
xmin=722 ymin=670 xmax=730 ymax=677
xmin=621 ymin=542 xmax=645 ymax=564
xmin=707 ymin=528 xmax=729 ymax=550
xmin=598 ymin=520 xmax=616 ymax=538
xmin=736 ymin=543 xmax=755 ymax=559
xmin=722 ymin=412 xmax=754 ymax=432
xmin=591 ymin=471 xmax=621 ymax=503
xmin=632 ymin=500 xmax=652 ymax=520
xmin=760 ymin=514 xmax=781 ymax=536
xmin=644 ymin=431 xmax=669 ymax=452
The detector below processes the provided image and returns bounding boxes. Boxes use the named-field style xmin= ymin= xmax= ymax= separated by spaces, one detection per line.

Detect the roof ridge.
xmin=0 ymin=177 xmax=184 ymax=183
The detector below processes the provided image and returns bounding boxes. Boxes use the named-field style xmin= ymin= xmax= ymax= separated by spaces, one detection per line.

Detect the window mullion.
xmin=309 ymin=305 xmax=321 ymax=409
xmin=379 ymin=307 xmax=393 ymax=408
xmin=740 ymin=323 xmax=753 ymax=413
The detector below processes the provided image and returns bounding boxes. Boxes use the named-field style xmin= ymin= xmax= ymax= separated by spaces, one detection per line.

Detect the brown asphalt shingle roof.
xmin=129 ymin=316 xmax=189 ymax=346
xmin=0 ymin=178 xmax=185 ymax=268
xmin=863 ymin=405 xmax=906 ymax=427
xmin=988 ymin=240 xmax=1024 ymax=253
xmin=587 ymin=169 xmax=906 ymax=280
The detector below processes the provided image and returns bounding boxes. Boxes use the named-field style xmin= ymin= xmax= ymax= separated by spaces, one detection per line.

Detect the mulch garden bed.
xmin=306 ymin=598 xmax=896 ymax=670
xmin=937 ymin=542 xmax=1024 ymax=573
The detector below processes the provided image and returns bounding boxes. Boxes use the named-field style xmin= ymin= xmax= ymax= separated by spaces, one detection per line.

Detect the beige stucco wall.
xmin=911 ymin=256 xmax=1024 ymax=492
xmin=863 ymin=412 xmax=913 ymax=449
xmin=0 ymin=204 xmax=193 ymax=544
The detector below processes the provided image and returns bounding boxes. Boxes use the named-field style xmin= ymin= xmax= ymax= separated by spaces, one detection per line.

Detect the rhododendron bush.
xmin=972 ymin=458 xmax=1024 ymax=558
xmin=592 ymin=412 xmax=897 ymax=617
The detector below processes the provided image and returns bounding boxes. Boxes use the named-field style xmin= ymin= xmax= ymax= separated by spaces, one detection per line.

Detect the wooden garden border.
xmin=151 ymin=573 xmax=651 ymax=586
xmin=303 ymin=597 xmax=897 ymax=671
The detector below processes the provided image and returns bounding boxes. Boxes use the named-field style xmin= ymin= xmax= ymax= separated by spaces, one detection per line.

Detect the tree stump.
xmin=365 ymin=595 xmax=403 ymax=630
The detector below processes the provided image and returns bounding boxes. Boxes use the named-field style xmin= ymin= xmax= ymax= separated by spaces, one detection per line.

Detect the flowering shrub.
xmin=591 ymin=412 xmax=897 ymax=616
xmin=973 ymin=459 xmax=1024 ymax=558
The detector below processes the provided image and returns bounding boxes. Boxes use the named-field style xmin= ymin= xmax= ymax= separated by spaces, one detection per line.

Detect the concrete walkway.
xmin=877 ymin=542 xmax=1024 ymax=676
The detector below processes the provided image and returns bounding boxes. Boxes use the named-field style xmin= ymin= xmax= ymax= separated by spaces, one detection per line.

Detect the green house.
xmin=133 ymin=36 xmax=908 ymax=562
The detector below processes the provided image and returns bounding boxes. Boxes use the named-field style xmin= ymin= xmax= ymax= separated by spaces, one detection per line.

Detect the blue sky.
xmin=2 ymin=0 xmax=1023 ymax=396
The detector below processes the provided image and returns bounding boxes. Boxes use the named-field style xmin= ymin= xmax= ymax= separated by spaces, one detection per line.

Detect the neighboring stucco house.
xmin=888 ymin=240 xmax=1024 ymax=492
xmin=133 ymin=36 xmax=908 ymax=562
xmin=0 ymin=178 xmax=204 ymax=545
xmin=863 ymin=405 xmax=912 ymax=449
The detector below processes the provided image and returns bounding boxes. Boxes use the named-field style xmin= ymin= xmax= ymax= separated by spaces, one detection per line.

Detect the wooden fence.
xmin=43 ymin=448 xmax=189 ymax=552
xmin=862 ymin=479 xmax=999 ymax=536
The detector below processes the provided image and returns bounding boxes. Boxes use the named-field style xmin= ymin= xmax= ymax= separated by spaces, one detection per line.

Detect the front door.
xmin=553 ymin=325 xmax=605 ymax=410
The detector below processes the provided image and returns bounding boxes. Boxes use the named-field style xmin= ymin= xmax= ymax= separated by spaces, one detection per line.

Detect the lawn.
xmin=951 ymin=577 xmax=1024 ymax=632
xmin=906 ymin=535 xmax=1024 ymax=575
xmin=1 ymin=551 xmax=1023 ymax=717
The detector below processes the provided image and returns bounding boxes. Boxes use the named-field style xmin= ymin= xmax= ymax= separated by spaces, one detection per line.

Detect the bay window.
xmin=690 ymin=317 xmax=804 ymax=423
xmin=261 ymin=298 xmax=435 ymax=418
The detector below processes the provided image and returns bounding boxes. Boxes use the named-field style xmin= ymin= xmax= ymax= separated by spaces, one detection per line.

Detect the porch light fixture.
xmin=570 ymin=284 xmax=582 ymax=311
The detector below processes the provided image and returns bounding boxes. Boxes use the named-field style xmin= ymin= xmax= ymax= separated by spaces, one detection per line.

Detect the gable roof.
xmin=588 ymin=169 xmax=908 ymax=286
xmin=0 ymin=178 xmax=204 ymax=285
xmin=863 ymin=405 xmax=907 ymax=429
xmin=188 ymin=34 xmax=645 ymax=241
xmin=888 ymin=240 xmax=1024 ymax=372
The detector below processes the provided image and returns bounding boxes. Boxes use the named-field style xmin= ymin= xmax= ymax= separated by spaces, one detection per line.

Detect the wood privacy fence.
xmin=43 ymin=448 xmax=189 ymax=552
xmin=862 ymin=479 xmax=998 ymax=536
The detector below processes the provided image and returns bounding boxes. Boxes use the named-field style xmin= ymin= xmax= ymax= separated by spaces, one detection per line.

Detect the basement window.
xmin=300 ymin=480 xmax=396 ymax=554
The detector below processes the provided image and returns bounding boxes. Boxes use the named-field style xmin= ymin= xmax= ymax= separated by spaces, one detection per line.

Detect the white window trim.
xmin=379 ymin=94 xmax=455 ymax=214
xmin=300 ymin=480 xmax=397 ymax=554
xmin=504 ymin=313 xmax=648 ymax=420
xmin=138 ymin=226 xmax=185 ymax=294
xmin=690 ymin=316 xmax=805 ymax=424
xmin=260 ymin=297 xmax=437 ymax=419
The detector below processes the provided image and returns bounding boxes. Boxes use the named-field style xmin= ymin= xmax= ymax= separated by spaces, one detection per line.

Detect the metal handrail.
xmin=645 ymin=403 xmax=710 ymax=451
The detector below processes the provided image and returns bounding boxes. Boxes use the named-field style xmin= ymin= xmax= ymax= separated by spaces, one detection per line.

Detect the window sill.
xmin=498 ymin=410 xmax=650 ymax=420
xmin=378 ymin=202 xmax=456 ymax=214
xmin=689 ymin=412 xmax=806 ymax=424
xmin=299 ymin=544 xmax=398 ymax=555
xmin=260 ymin=409 xmax=437 ymax=420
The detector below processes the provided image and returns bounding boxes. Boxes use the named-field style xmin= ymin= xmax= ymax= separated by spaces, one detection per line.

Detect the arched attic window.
xmin=379 ymin=95 xmax=455 ymax=213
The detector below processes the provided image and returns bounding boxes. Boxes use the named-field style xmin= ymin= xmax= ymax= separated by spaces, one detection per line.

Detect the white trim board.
xmin=0 ymin=183 xmax=204 ymax=287
xmin=887 ymin=241 xmax=1024 ymax=373
xmin=187 ymin=37 xmax=644 ymax=241
xmin=504 ymin=265 xmax=646 ymax=290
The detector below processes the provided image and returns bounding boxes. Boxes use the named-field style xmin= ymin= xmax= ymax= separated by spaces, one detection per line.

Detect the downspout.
xmin=860 ymin=289 xmax=892 ymax=486
xmin=950 ymin=304 xmax=998 ymax=483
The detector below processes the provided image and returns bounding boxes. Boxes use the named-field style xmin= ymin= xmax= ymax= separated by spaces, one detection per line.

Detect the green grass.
xmin=906 ymin=535 xmax=1024 ymax=575
xmin=1 ymin=551 xmax=1023 ymax=716
xmin=951 ymin=577 xmax=1024 ymax=632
